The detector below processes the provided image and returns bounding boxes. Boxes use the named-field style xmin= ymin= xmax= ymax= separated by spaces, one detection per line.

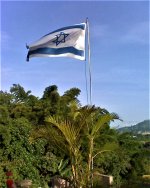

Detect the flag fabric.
xmin=26 ymin=23 xmax=86 ymax=61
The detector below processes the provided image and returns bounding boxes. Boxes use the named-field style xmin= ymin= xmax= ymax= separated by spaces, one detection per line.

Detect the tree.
xmin=0 ymin=84 xmax=148 ymax=187
xmin=42 ymin=85 xmax=60 ymax=116
xmin=10 ymin=84 xmax=31 ymax=103
xmin=0 ymin=118 xmax=49 ymax=187
xmin=32 ymin=105 xmax=119 ymax=188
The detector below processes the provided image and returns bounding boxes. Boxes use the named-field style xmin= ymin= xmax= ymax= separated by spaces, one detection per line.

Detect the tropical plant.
xmin=31 ymin=105 xmax=119 ymax=188
xmin=1 ymin=84 xmax=148 ymax=187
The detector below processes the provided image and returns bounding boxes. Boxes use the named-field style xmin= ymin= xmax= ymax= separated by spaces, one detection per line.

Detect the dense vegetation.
xmin=0 ymin=84 xmax=149 ymax=188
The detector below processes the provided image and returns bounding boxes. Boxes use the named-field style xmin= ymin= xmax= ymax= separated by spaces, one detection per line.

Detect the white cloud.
xmin=1 ymin=31 xmax=11 ymax=42
xmin=93 ymin=67 xmax=147 ymax=86
xmin=91 ymin=24 xmax=109 ymax=38
xmin=120 ymin=21 xmax=149 ymax=45
xmin=90 ymin=21 xmax=149 ymax=46
xmin=1 ymin=31 xmax=12 ymax=49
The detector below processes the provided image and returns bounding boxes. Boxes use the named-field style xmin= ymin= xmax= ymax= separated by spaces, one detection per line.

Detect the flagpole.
xmin=86 ymin=18 xmax=94 ymax=188
xmin=85 ymin=59 xmax=89 ymax=105
xmin=86 ymin=18 xmax=92 ymax=106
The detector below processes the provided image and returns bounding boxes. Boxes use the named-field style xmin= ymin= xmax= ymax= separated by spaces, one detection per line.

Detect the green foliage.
xmin=0 ymin=118 xmax=42 ymax=186
xmin=59 ymin=88 xmax=81 ymax=118
xmin=42 ymin=85 xmax=60 ymax=115
xmin=95 ymin=132 xmax=149 ymax=186
xmin=10 ymin=84 xmax=31 ymax=103
xmin=0 ymin=84 xmax=149 ymax=187
xmin=62 ymin=87 xmax=81 ymax=103
xmin=0 ymin=105 xmax=10 ymax=125
xmin=39 ymin=106 xmax=120 ymax=188
xmin=0 ymin=91 xmax=13 ymax=105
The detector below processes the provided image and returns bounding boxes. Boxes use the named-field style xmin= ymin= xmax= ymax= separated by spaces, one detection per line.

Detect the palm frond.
xmin=46 ymin=116 xmax=82 ymax=156
xmin=91 ymin=113 xmax=119 ymax=137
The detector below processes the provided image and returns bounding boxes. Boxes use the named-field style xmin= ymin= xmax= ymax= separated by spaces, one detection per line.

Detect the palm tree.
xmin=32 ymin=105 xmax=119 ymax=188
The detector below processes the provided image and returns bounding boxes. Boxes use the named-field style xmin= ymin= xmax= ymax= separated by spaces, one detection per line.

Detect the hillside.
xmin=118 ymin=120 xmax=150 ymax=134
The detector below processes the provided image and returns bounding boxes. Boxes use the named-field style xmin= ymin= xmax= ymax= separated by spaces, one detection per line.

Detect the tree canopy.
xmin=0 ymin=84 xmax=149 ymax=187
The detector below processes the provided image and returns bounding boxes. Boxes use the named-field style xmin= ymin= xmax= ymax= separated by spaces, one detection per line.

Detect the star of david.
xmin=53 ymin=32 xmax=69 ymax=46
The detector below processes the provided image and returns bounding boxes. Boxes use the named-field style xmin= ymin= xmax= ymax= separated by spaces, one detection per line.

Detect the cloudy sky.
xmin=1 ymin=0 xmax=149 ymax=127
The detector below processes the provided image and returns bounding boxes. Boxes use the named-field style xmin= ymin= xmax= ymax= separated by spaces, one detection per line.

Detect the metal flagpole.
xmin=86 ymin=18 xmax=92 ymax=106
xmin=85 ymin=58 xmax=89 ymax=105
xmin=86 ymin=18 xmax=94 ymax=188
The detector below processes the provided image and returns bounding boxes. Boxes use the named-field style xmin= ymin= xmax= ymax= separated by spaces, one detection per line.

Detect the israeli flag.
xmin=26 ymin=23 xmax=86 ymax=61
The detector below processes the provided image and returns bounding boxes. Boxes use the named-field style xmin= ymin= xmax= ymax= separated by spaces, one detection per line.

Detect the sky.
xmin=1 ymin=0 xmax=149 ymax=127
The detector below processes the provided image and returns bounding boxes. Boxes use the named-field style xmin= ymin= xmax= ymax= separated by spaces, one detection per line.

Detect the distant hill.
xmin=118 ymin=120 xmax=150 ymax=134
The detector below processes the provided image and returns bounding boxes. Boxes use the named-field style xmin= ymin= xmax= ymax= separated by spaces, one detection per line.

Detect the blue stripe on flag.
xmin=43 ymin=24 xmax=85 ymax=37
xmin=27 ymin=47 xmax=84 ymax=60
